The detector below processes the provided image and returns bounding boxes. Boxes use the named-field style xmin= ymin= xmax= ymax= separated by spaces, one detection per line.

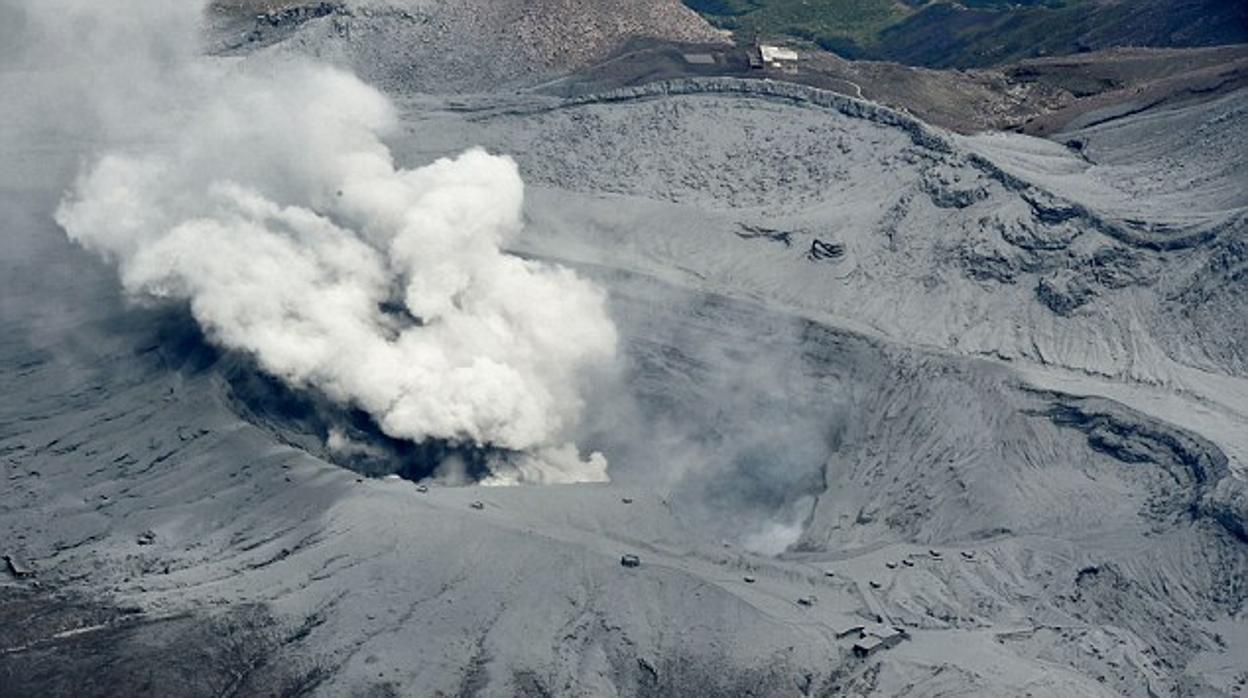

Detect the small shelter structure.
xmin=4 ymin=554 xmax=34 ymax=579
xmin=852 ymin=624 xmax=908 ymax=657
xmin=758 ymin=44 xmax=799 ymax=70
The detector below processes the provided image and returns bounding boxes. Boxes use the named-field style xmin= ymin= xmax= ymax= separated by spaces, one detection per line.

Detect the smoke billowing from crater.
xmin=47 ymin=2 xmax=617 ymax=484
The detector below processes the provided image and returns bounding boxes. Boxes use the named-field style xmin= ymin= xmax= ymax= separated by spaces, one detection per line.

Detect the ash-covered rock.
xmin=808 ymin=239 xmax=845 ymax=262
xmin=959 ymin=241 xmax=1026 ymax=283
xmin=1035 ymin=246 xmax=1154 ymax=314
xmin=254 ymin=2 xmax=341 ymax=29
xmin=985 ymin=206 xmax=1082 ymax=252
xmin=1165 ymin=233 xmax=1248 ymax=374
xmin=1045 ymin=395 xmax=1247 ymax=542
xmin=735 ymin=224 xmax=793 ymax=247
xmin=920 ymin=165 xmax=989 ymax=209
xmin=1036 ymin=271 xmax=1098 ymax=314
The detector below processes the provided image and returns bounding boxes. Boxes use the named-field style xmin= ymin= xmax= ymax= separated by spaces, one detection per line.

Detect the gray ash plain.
xmin=2 ymin=3 xmax=1247 ymax=696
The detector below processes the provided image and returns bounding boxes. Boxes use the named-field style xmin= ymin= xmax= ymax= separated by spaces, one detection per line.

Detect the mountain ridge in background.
xmin=684 ymin=0 xmax=1248 ymax=67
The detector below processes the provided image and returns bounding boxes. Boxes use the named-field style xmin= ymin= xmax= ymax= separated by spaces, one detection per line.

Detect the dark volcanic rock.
xmin=1036 ymin=272 xmax=1097 ymax=315
xmin=921 ymin=166 xmax=988 ymax=209
xmin=960 ymin=242 xmax=1022 ymax=283
xmin=807 ymin=239 xmax=845 ymax=262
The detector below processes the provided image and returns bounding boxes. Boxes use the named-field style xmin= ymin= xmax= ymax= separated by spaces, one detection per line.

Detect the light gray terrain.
xmin=2 ymin=6 xmax=1247 ymax=697
xmin=209 ymin=0 xmax=726 ymax=94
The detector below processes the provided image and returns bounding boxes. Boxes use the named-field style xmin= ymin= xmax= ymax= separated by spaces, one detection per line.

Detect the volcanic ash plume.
xmin=55 ymin=59 xmax=617 ymax=484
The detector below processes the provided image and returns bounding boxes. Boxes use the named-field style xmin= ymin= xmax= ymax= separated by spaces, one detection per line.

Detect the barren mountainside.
xmin=212 ymin=0 xmax=728 ymax=92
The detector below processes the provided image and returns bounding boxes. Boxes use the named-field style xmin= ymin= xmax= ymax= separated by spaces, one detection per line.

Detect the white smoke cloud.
xmin=46 ymin=3 xmax=617 ymax=483
xmin=326 ymin=427 xmax=384 ymax=459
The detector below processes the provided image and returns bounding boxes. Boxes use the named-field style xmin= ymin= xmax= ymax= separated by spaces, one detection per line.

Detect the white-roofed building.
xmin=758 ymin=44 xmax=799 ymax=68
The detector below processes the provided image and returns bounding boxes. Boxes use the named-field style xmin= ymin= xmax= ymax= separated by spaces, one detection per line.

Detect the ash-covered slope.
xmin=419 ymin=79 xmax=1248 ymax=384
xmin=210 ymin=0 xmax=728 ymax=93
xmin=382 ymin=77 xmax=1248 ymax=693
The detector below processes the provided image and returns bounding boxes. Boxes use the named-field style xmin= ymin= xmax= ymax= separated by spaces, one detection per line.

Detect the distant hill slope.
xmin=210 ymin=0 xmax=729 ymax=93
xmin=684 ymin=0 xmax=1248 ymax=67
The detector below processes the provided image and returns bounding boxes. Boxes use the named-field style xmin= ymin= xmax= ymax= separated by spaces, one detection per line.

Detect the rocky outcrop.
xmin=563 ymin=77 xmax=958 ymax=155
xmin=1044 ymin=394 xmax=1247 ymax=543
xmin=920 ymin=166 xmax=989 ymax=209
xmin=807 ymin=239 xmax=845 ymax=262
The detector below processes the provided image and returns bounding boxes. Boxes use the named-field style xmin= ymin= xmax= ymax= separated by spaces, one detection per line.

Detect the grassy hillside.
xmin=684 ymin=0 xmax=1248 ymax=66
xmin=683 ymin=0 xmax=907 ymax=48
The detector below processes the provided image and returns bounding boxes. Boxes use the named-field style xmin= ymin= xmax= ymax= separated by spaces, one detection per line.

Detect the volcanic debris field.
xmin=2 ymin=1 xmax=1248 ymax=696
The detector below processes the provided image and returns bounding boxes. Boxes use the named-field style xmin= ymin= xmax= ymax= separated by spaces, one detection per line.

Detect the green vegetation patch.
xmin=682 ymin=0 xmax=1245 ymax=67
xmin=684 ymin=0 xmax=911 ymax=52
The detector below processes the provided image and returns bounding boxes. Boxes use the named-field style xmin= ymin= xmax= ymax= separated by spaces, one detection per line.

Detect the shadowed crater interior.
xmin=152 ymin=310 xmax=500 ymax=484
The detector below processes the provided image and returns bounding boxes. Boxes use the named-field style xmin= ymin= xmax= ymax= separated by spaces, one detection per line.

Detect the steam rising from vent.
xmin=50 ymin=11 xmax=616 ymax=484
